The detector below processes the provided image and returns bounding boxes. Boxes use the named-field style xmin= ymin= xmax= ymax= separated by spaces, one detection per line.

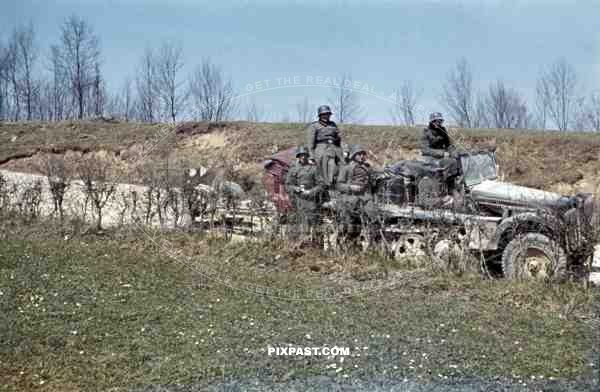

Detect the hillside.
xmin=1 ymin=120 xmax=600 ymax=195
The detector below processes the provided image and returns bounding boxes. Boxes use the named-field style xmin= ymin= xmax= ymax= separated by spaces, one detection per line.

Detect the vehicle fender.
xmin=489 ymin=212 xmax=560 ymax=249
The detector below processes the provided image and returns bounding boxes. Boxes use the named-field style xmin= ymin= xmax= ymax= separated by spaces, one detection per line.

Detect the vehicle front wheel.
xmin=501 ymin=233 xmax=567 ymax=280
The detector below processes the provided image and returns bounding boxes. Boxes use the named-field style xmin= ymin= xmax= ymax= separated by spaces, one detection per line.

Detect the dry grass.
xmin=2 ymin=120 xmax=600 ymax=194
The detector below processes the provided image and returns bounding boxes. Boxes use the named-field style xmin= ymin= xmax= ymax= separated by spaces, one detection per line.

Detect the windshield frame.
xmin=459 ymin=151 xmax=498 ymax=187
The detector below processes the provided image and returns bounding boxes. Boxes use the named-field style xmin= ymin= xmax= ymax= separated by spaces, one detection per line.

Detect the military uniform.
xmin=421 ymin=124 xmax=458 ymax=176
xmin=305 ymin=120 xmax=344 ymax=186
xmin=421 ymin=124 xmax=453 ymax=159
xmin=420 ymin=113 xmax=460 ymax=206
xmin=335 ymin=147 xmax=381 ymax=243
xmin=336 ymin=161 xmax=379 ymax=220
xmin=285 ymin=153 xmax=324 ymax=240
xmin=283 ymin=159 xmax=299 ymax=209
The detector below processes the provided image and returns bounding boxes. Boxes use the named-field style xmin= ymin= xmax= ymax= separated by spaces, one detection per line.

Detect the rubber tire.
xmin=501 ymin=233 xmax=567 ymax=280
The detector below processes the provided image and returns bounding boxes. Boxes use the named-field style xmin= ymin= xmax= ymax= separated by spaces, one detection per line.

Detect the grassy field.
xmin=1 ymin=216 xmax=599 ymax=391
xmin=1 ymin=120 xmax=600 ymax=390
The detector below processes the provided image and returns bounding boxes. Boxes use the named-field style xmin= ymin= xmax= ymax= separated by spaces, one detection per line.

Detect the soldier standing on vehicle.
xmin=336 ymin=145 xmax=380 ymax=245
xmin=305 ymin=105 xmax=344 ymax=187
xmin=285 ymin=146 xmax=325 ymax=243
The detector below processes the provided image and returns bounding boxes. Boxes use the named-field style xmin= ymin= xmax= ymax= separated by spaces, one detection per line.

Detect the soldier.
xmin=285 ymin=146 xmax=325 ymax=243
xmin=305 ymin=105 xmax=344 ymax=187
xmin=421 ymin=112 xmax=460 ymax=206
xmin=421 ymin=112 xmax=456 ymax=160
xmin=335 ymin=145 xmax=380 ymax=244
xmin=421 ymin=112 xmax=459 ymax=171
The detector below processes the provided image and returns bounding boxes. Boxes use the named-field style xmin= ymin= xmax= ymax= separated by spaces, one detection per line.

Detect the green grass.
xmin=0 ymin=217 xmax=598 ymax=391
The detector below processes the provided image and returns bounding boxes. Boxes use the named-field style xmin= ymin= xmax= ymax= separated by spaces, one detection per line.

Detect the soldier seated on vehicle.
xmin=420 ymin=112 xmax=463 ymax=200
xmin=421 ymin=112 xmax=458 ymax=174
xmin=284 ymin=146 xmax=325 ymax=244
xmin=305 ymin=105 xmax=345 ymax=188
xmin=422 ymin=112 xmax=453 ymax=154
xmin=335 ymin=145 xmax=381 ymax=244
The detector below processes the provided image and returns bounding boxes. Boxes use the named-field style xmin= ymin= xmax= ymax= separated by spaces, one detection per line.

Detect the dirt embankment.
xmin=2 ymin=120 xmax=600 ymax=194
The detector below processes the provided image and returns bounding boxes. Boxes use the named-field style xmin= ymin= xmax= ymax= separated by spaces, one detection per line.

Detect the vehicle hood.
xmin=470 ymin=180 xmax=562 ymax=208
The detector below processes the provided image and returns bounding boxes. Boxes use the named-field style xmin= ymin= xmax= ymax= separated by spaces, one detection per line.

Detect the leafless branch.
xmin=55 ymin=15 xmax=101 ymax=120
xmin=296 ymin=96 xmax=311 ymax=124
xmin=390 ymin=80 xmax=421 ymax=126
xmin=537 ymin=58 xmax=577 ymax=131
xmin=442 ymin=58 xmax=474 ymax=128
xmin=189 ymin=59 xmax=237 ymax=124
xmin=154 ymin=41 xmax=186 ymax=123
xmin=136 ymin=48 xmax=157 ymax=123
xmin=77 ymin=156 xmax=116 ymax=230
xmin=485 ymin=80 xmax=529 ymax=129
xmin=329 ymin=74 xmax=363 ymax=124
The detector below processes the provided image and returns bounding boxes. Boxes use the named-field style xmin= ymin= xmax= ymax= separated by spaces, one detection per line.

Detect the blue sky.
xmin=2 ymin=0 xmax=600 ymax=124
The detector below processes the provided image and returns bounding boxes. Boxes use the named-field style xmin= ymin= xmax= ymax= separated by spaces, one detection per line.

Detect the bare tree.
xmin=442 ymin=58 xmax=474 ymax=127
xmin=42 ymin=155 xmax=71 ymax=222
xmin=571 ymin=96 xmax=588 ymax=131
xmin=6 ymin=38 xmax=20 ymax=121
xmin=390 ymin=80 xmax=421 ymax=126
xmin=296 ymin=96 xmax=311 ymax=124
xmin=586 ymin=92 xmax=600 ymax=131
xmin=537 ymin=58 xmax=577 ymax=131
xmin=56 ymin=15 xmax=101 ymax=119
xmin=189 ymin=59 xmax=237 ymax=123
xmin=37 ymin=79 xmax=54 ymax=121
xmin=0 ymin=42 xmax=8 ymax=120
xmin=155 ymin=41 xmax=186 ymax=122
xmin=48 ymin=45 xmax=69 ymax=121
xmin=13 ymin=23 xmax=37 ymax=120
xmin=472 ymin=91 xmax=489 ymax=128
xmin=106 ymin=77 xmax=136 ymax=121
xmin=16 ymin=180 xmax=43 ymax=221
xmin=534 ymin=79 xmax=550 ymax=130
xmin=122 ymin=77 xmax=134 ymax=121
xmin=246 ymin=97 xmax=260 ymax=122
xmin=136 ymin=48 xmax=157 ymax=122
xmin=329 ymin=74 xmax=362 ymax=124
xmin=91 ymin=61 xmax=104 ymax=116
xmin=104 ymin=90 xmax=121 ymax=119
xmin=485 ymin=80 xmax=529 ymax=129
xmin=571 ymin=92 xmax=600 ymax=132
xmin=77 ymin=156 xmax=116 ymax=230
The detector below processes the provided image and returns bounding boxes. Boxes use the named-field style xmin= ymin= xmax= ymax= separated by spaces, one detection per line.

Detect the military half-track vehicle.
xmin=375 ymin=150 xmax=594 ymax=279
xmin=264 ymin=148 xmax=595 ymax=280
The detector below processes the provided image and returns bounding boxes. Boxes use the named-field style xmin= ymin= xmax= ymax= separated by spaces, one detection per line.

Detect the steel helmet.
xmin=429 ymin=112 xmax=444 ymax=122
xmin=317 ymin=105 xmax=332 ymax=116
xmin=295 ymin=146 xmax=309 ymax=157
xmin=349 ymin=144 xmax=367 ymax=160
